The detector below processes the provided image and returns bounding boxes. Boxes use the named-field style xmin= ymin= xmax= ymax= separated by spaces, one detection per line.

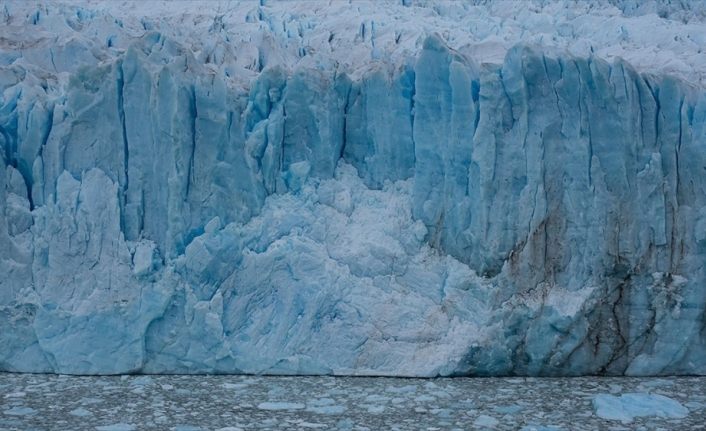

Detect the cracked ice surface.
xmin=1 ymin=1 xmax=706 ymax=375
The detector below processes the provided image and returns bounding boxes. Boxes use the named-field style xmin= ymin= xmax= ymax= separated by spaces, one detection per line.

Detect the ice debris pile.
xmin=1 ymin=0 xmax=706 ymax=375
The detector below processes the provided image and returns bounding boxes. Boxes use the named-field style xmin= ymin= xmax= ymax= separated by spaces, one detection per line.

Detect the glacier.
xmin=1 ymin=0 xmax=706 ymax=376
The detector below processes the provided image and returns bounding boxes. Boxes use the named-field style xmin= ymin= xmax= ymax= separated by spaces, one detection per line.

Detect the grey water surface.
xmin=1 ymin=374 xmax=705 ymax=430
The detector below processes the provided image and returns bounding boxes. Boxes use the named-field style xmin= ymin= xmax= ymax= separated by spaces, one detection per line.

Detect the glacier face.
xmin=1 ymin=1 xmax=706 ymax=376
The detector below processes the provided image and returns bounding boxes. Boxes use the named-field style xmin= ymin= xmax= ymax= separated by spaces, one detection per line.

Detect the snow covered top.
xmin=2 ymin=0 xmax=706 ymax=87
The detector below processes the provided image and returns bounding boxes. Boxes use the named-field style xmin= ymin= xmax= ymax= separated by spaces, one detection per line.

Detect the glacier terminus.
xmin=1 ymin=0 xmax=706 ymax=377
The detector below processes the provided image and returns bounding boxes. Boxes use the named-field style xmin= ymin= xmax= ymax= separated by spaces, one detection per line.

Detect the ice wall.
xmin=1 ymin=1 xmax=705 ymax=376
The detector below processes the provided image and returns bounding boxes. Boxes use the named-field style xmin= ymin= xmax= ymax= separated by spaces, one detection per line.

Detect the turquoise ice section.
xmin=1 ymin=24 xmax=705 ymax=376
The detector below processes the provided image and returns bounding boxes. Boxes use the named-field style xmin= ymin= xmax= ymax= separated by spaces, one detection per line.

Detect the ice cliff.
xmin=1 ymin=0 xmax=706 ymax=376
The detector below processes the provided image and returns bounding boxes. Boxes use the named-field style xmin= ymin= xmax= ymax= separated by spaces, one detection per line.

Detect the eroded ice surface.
xmin=0 ymin=374 xmax=705 ymax=431
xmin=1 ymin=1 xmax=706 ymax=375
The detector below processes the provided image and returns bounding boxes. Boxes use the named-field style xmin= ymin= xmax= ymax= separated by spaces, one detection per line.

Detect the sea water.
xmin=1 ymin=374 xmax=704 ymax=430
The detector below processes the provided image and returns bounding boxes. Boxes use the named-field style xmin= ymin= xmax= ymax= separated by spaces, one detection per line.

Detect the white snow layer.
xmin=2 ymin=0 xmax=706 ymax=86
